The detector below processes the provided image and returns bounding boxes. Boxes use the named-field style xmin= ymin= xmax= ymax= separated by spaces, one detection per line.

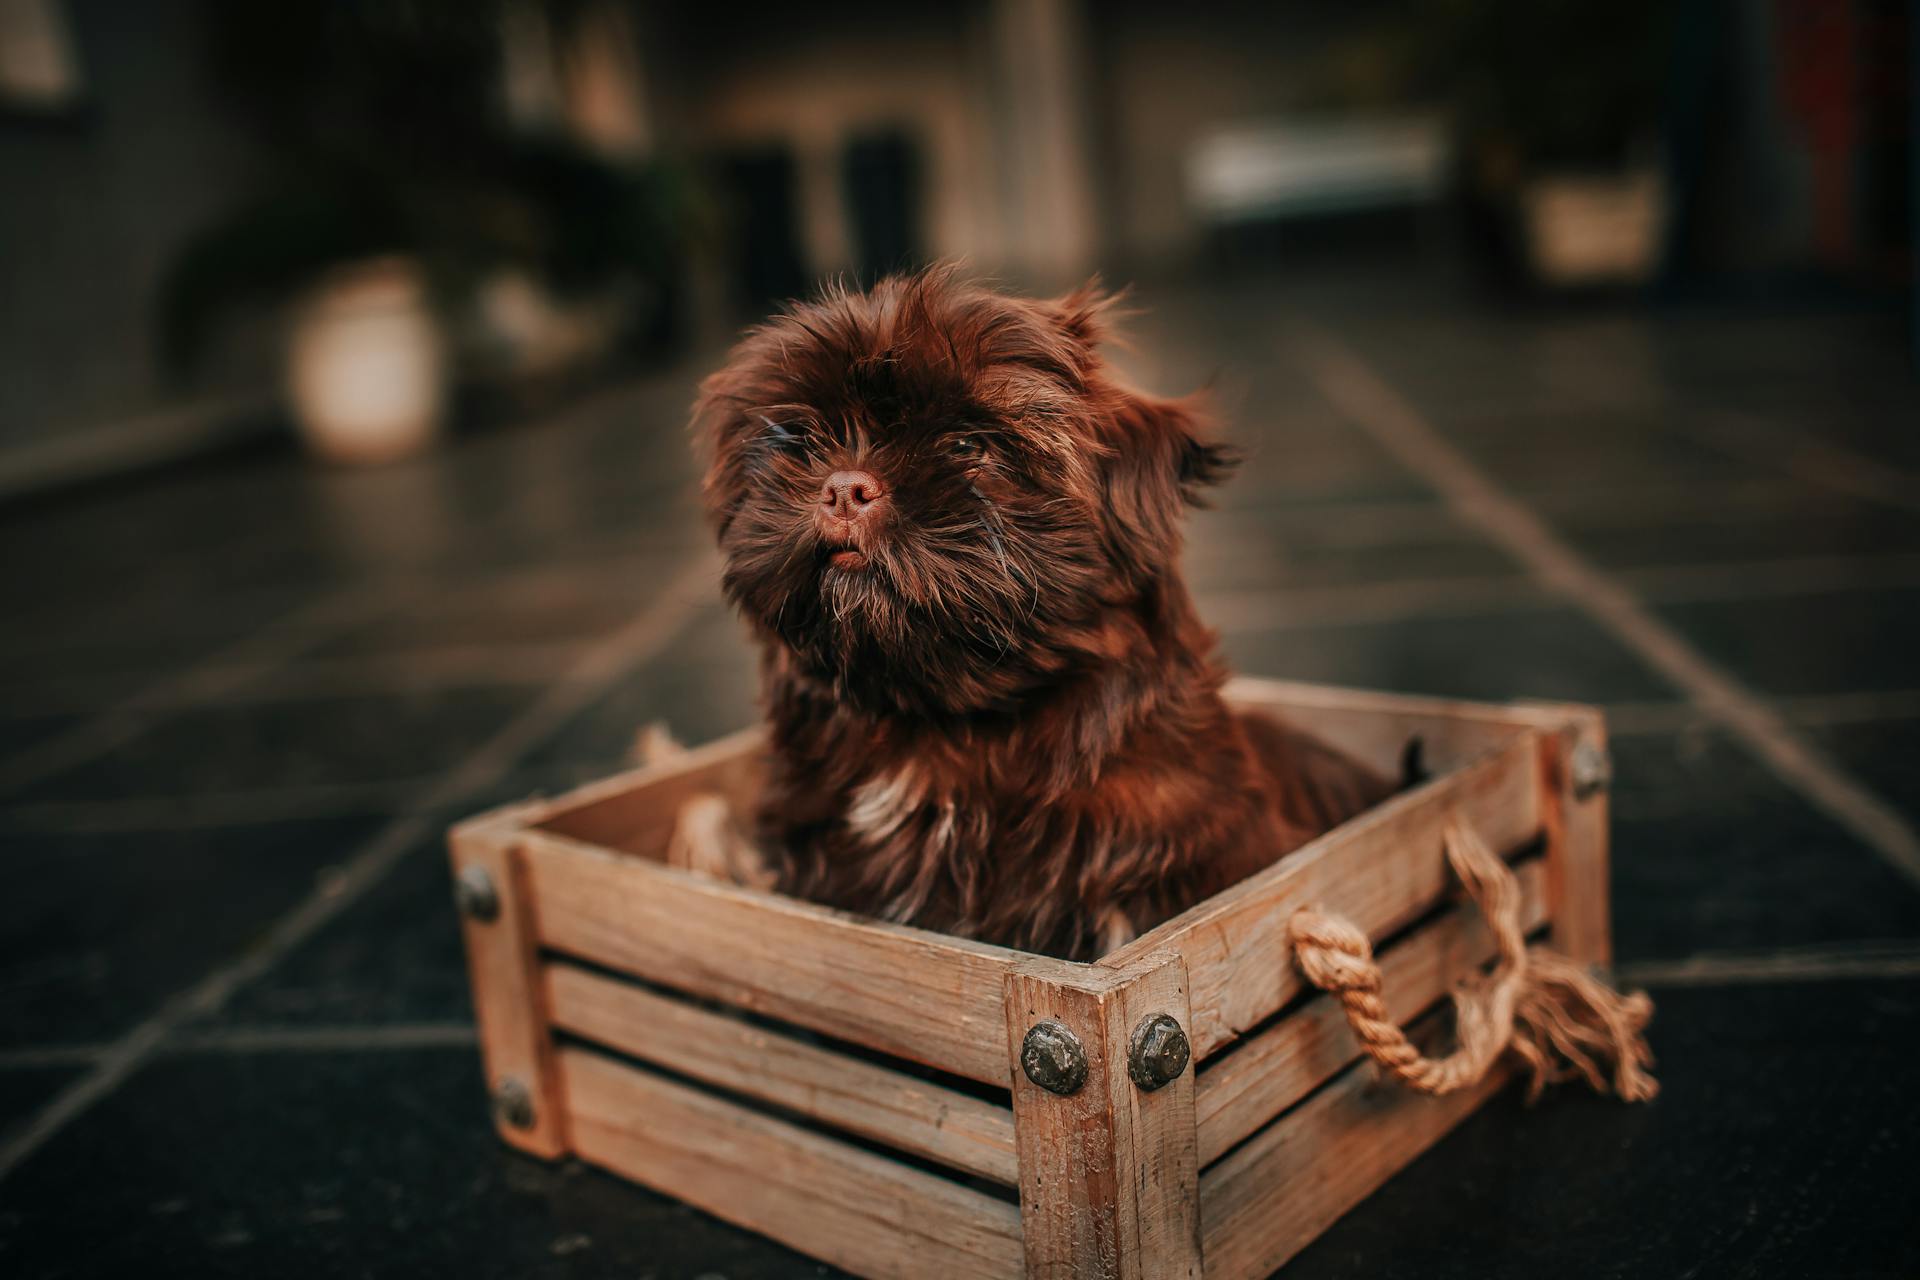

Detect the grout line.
xmin=1681 ymin=407 xmax=1920 ymax=515
xmin=0 ymin=553 xmax=718 ymax=1181
xmin=0 ymin=588 xmax=385 ymax=795
xmin=7 ymin=543 xmax=1908 ymax=720
xmin=0 ymin=1045 xmax=107 ymax=1070
xmin=0 ymin=779 xmax=446 ymax=832
xmin=1603 ymin=688 xmax=1920 ymax=739
xmin=169 ymin=1023 xmax=479 ymax=1054
xmin=6 ymin=936 xmax=1919 ymax=1076
xmin=1196 ymin=550 xmax=1920 ymax=637
xmin=1199 ymin=575 xmax=1549 ymax=633
xmin=1619 ymin=941 xmax=1920 ymax=988
xmin=1294 ymin=327 xmax=1920 ymax=890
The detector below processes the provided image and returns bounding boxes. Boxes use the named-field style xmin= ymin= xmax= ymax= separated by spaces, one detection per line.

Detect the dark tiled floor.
xmin=18 ymin=688 xmax=544 ymax=805
xmin=0 ymin=1049 xmax=829 ymax=1280
xmin=1289 ymin=980 xmax=1920 ymax=1279
xmin=1807 ymin=718 xmax=1920 ymax=827
xmin=203 ymin=822 xmax=478 ymax=1030
xmin=1221 ymin=607 xmax=1680 ymax=705
xmin=2 ymin=266 xmax=1918 ymax=1277
xmin=1607 ymin=732 xmax=1920 ymax=958
xmin=1654 ymin=587 xmax=1920 ymax=698
xmin=0 ymin=816 xmax=389 ymax=1047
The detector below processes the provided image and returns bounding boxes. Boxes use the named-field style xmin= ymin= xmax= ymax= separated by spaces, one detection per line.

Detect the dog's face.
xmin=694 ymin=269 xmax=1235 ymax=717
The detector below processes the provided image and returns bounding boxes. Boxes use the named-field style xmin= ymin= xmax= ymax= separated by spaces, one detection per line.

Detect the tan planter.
xmin=286 ymin=257 xmax=447 ymax=465
xmin=1522 ymin=170 xmax=1666 ymax=287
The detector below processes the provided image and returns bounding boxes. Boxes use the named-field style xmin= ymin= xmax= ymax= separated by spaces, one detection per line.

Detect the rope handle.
xmin=1287 ymin=820 xmax=1657 ymax=1102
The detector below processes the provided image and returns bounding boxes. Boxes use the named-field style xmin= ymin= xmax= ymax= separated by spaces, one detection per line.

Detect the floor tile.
xmin=0 ymin=1049 xmax=832 ymax=1279
xmin=203 ymin=835 xmax=471 ymax=1030
xmin=1183 ymin=521 xmax=1521 ymax=594
xmin=1802 ymin=717 xmax=1920 ymax=830
xmin=1287 ymin=979 xmax=1920 ymax=1280
xmin=0 ymin=714 xmax=87 ymax=763
xmin=1652 ymin=587 xmax=1920 ymax=698
xmin=1221 ymin=607 xmax=1678 ymax=705
xmin=0 ymin=816 xmax=386 ymax=1047
xmin=0 ymin=1064 xmax=83 ymax=1150
xmin=1561 ymin=502 xmax=1920 ymax=574
xmin=1606 ymin=733 xmax=1920 ymax=959
xmin=522 ymin=604 xmax=758 ymax=770
xmin=17 ymin=687 xmax=541 ymax=804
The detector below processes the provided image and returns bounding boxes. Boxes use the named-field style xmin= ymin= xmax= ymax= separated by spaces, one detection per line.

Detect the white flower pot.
xmin=1521 ymin=170 xmax=1666 ymax=288
xmin=287 ymin=257 xmax=447 ymax=465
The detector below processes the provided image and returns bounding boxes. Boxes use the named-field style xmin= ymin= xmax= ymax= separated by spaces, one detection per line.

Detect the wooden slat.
xmin=560 ymin=1046 xmax=1023 ymax=1280
xmin=1106 ymin=732 xmax=1542 ymax=1059
xmin=532 ymin=725 xmax=767 ymax=855
xmin=544 ymin=959 xmax=1018 ymax=1185
xmin=1005 ymin=953 xmax=1202 ymax=1279
xmin=1225 ymin=674 xmax=1584 ymax=777
xmin=446 ymin=804 xmax=567 ymax=1158
xmin=1194 ymin=857 xmax=1548 ymax=1166
xmin=520 ymin=829 xmax=1050 ymax=1085
xmin=1199 ymin=1017 xmax=1511 ymax=1280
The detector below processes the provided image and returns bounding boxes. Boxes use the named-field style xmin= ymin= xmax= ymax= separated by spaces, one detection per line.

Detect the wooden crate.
xmin=448 ymin=676 xmax=1611 ymax=1279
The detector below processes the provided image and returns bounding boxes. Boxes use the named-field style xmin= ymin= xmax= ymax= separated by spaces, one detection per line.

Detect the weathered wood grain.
xmin=1536 ymin=712 xmax=1613 ymax=967
xmin=534 ymin=725 xmax=768 ymax=855
xmin=1194 ymin=856 xmax=1548 ymax=1166
xmin=560 ymin=1045 xmax=1024 ymax=1280
xmin=1225 ymin=675 xmax=1581 ymax=776
xmin=1199 ymin=1017 xmax=1512 ymax=1279
xmin=521 ymin=828 xmax=1075 ymax=1085
xmin=446 ymin=803 xmax=567 ymax=1158
xmin=1005 ymin=952 xmax=1203 ymax=1279
xmin=1107 ymin=733 xmax=1543 ymax=1059
xmin=545 ymin=959 xmax=1018 ymax=1184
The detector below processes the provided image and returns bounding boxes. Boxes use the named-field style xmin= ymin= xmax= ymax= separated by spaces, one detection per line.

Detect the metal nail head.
xmin=1570 ymin=742 xmax=1612 ymax=800
xmin=455 ymin=866 xmax=500 ymax=922
xmin=494 ymin=1077 xmax=535 ymax=1129
xmin=1127 ymin=1013 xmax=1191 ymax=1092
xmin=1020 ymin=1020 xmax=1088 ymax=1096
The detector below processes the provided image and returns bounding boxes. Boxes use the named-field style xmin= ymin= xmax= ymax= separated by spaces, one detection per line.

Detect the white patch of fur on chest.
xmin=845 ymin=765 xmax=928 ymax=844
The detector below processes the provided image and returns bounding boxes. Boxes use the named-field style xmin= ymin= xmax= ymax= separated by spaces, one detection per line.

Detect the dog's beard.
xmin=719 ymin=497 xmax=1108 ymax=717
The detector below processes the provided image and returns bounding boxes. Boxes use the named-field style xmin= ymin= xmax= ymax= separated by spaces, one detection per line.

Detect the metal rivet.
xmin=1570 ymin=742 xmax=1612 ymax=800
xmin=455 ymin=866 xmax=499 ymax=922
xmin=1127 ymin=1013 xmax=1191 ymax=1092
xmin=494 ymin=1077 xmax=535 ymax=1129
xmin=1020 ymin=1020 xmax=1088 ymax=1096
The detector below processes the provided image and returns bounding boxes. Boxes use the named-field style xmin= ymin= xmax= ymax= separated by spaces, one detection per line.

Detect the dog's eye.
xmin=948 ymin=435 xmax=984 ymax=463
xmin=760 ymin=418 xmax=807 ymax=457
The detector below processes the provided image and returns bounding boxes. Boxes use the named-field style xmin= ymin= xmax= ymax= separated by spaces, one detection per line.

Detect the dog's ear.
xmin=1100 ymin=390 xmax=1239 ymax=583
xmin=1042 ymin=280 xmax=1129 ymax=360
xmin=691 ymin=361 xmax=764 ymax=539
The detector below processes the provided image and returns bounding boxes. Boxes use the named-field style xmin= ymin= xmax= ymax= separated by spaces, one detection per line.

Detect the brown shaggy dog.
xmin=693 ymin=268 xmax=1397 ymax=959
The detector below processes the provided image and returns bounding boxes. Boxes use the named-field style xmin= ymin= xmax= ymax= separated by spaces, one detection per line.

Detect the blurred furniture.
xmin=1186 ymin=115 xmax=1448 ymax=227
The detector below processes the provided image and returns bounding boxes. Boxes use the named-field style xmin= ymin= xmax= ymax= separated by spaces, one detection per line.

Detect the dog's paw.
xmin=632 ymin=721 xmax=687 ymax=768
xmin=1095 ymin=905 xmax=1138 ymax=955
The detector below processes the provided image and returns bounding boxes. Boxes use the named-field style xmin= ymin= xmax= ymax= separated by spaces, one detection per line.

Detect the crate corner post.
xmin=448 ymin=805 xmax=569 ymax=1160
xmin=1537 ymin=709 xmax=1612 ymax=969
xmin=1004 ymin=950 xmax=1203 ymax=1279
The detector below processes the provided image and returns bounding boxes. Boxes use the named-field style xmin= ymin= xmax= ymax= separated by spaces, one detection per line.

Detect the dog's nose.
xmin=821 ymin=470 xmax=886 ymax=521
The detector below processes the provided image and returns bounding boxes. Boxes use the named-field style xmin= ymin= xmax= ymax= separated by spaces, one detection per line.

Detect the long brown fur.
xmin=693 ymin=266 xmax=1397 ymax=959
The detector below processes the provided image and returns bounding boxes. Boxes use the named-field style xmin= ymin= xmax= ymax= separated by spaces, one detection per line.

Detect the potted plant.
xmin=1448 ymin=0 xmax=1673 ymax=290
xmin=157 ymin=0 xmax=695 ymax=464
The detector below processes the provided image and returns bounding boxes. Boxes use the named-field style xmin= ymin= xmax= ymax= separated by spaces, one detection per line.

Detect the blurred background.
xmin=0 ymin=0 xmax=1912 ymax=486
xmin=2 ymin=2 xmax=1918 ymax=1277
